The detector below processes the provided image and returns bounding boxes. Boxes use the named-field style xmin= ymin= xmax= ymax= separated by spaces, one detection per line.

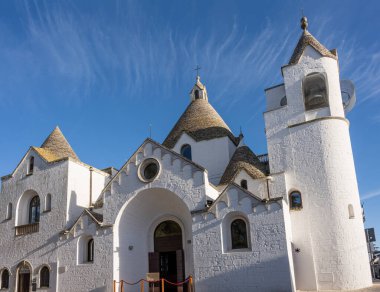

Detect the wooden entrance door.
xmin=149 ymin=220 xmax=185 ymax=292
xmin=18 ymin=272 xmax=30 ymax=292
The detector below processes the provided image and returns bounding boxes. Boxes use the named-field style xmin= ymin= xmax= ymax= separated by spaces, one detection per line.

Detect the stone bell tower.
xmin=264 ymin=17 xmax=372 ymax=290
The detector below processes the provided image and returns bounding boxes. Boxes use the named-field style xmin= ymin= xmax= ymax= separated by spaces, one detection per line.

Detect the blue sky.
xmin=0 ymin=1 xmax=379 ymax=245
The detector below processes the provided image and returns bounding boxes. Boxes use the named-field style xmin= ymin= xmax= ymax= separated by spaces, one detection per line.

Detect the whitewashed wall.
xmin=66 ymin=161 xmax=108 ymax=227
xmin=57 ymin=215 xmax=113 ymax=292
xmin=172 ymin=134 xmax=236 ymax=185
xmin=0 ymin=149 xmax=68 ymax=291
xmin=192 ymin=187 xmax=292 ymax=292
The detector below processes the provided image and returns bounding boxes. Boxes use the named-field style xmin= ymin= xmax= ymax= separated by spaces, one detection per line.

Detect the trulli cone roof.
xmin=33 ymin=126 xmax=80 ymax=162
xmin=219 ymin=145 xmax=266 ymax=185
xmin=163 ymin=99 xmax=239 ymax=149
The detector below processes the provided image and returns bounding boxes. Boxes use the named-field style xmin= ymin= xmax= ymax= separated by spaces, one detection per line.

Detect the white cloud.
xmin=361 ymin=189 xmax=380 ymax=201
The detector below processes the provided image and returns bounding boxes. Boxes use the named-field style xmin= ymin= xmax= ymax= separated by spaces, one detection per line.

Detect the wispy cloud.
xmin=0 ymin=1 xmax=379 ymax=120
xmin=315 ymin=17 xmax=380 ymax=107
xmin=361 ymin=189 xmax=380 ymax=201
xmin=0 ymin=1 xmax=296 ymax=115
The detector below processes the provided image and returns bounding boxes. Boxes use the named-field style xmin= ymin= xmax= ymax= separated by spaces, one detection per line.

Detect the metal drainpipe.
xmin=89 ymin=167 xmax=93 ymax=208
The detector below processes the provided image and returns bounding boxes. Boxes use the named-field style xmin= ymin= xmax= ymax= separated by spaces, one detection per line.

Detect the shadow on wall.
xmin=89 ymin=287 xmax=107 ymax=292
xmin=68 ymin=191 xmax=80 ymax=227
xmin=195 ymin=255 xmax=292 ymax=292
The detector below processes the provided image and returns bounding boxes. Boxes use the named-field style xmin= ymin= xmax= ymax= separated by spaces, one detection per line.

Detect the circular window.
xmin=138 ymin=158 xmax=160 ymax=182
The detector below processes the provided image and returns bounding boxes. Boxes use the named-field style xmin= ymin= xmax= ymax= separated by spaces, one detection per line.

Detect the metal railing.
xmin=257 ymin=153 xmax=269 ymax=164
xmin=114 ymin=276 xmax=193 ymax=292
xmin=15 ymin=223 xmax=39 ymax=236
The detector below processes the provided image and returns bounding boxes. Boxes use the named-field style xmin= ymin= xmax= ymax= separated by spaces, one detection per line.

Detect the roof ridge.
xmin=288 ymin=30 xmax=337 ymax=65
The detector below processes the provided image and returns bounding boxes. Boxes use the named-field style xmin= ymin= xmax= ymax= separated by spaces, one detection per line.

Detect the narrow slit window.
xmin=240 ymin=179 xmax=248 ymax=190
xmin=45 ymin=194 xmax=52 ymax=212
xmin=348 ymin=204 xmax=355 ymax=219
xmin=87 ymin=238 xmax=94 ymax=262
xmin=28 ymin=156 xmax=35 ymax=174
xmin=6 ymin=203 xmax=12 ymax=220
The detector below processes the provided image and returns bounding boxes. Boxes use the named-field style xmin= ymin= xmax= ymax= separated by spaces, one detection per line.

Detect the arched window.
xmin=180 ymin=144 xmax=192 ymax=160
xmin=29 ymin=196 xmax=40 ymax=224
xmin=240 ymin=179 xmax=248 ymax=190
xmin=289 ymin=191 xmax=302 ymax=210
xmin=87 ymin=239 xmax=94 ymax=262
xmin=40 ymin=266 xmax=49 ymax=288
xmin=303 ymin=72 xmax=329 ymax=111
xmin=45 ymin=194 xmax=52 ymax=212
xmin=348 ymin=204 xmax=355 ymax=219
xmin=194 ymin=90 xmax=200 ymax=99
xmin=28 ymin=156 xmax=35 ymax=174
xmin=6 ymin=203 xmax=12 ymax=220
xmin=1 ymin=269 xmax=9 ymax=289
xmin=231 ymin=219 xmax=248 ymax=249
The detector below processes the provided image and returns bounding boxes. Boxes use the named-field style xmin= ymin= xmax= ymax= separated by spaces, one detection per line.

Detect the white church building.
xmin=0 ymin=18 xmax=373 ymax=292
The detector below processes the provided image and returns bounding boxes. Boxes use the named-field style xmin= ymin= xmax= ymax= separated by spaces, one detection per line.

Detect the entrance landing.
xmin=300 ymin=282 xmax=380 ymax=292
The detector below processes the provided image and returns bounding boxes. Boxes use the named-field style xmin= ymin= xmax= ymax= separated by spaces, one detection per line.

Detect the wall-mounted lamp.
xmin=129 ymin=245 xmax=133 ymax=251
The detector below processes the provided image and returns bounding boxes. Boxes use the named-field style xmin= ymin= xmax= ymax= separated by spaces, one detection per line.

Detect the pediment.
xmin=2 ymin=147 xmax=53 ymax=181
xmin=95 ymin=138 xmax=206 ymax=204
xmin=193 ymin=182 xmax=282 ymax=221
xmin=62 ymin=209 xmax=104 ymax=237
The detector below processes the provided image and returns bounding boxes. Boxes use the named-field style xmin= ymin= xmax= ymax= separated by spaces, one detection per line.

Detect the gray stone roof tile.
xmin=219 ymin=145 xmax=266 ymax=185
xmin=40 ymin=126 xmax=80 ymax=161
xmin=163 ymin=99 xmax=239 ymax=148
xmin=289 ymin=30 xmax=337 ymax=65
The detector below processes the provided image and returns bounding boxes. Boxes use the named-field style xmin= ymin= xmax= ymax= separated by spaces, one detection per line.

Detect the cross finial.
xmin=194 ymin=65 xmax=201 ymax=80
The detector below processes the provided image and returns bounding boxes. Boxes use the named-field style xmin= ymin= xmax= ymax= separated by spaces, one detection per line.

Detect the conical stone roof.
xmin=219 ymin=145 xmax=266 ymax=185
xmin=163 ymin=99 xmax=239 ymax=149
xmin=36 ymin=126 xmax=80 ymax=162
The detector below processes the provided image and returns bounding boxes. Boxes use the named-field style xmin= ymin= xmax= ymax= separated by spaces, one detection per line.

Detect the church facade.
xmin=0 ymin=18 xmax=372 ymax=292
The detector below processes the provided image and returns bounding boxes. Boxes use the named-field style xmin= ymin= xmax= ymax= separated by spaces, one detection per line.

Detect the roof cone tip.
xmin=301 ymin=16 xmax=308 ymax=31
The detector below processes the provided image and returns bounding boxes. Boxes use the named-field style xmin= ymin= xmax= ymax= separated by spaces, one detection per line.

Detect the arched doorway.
xmin=17 ymin=262 xmax=31 ymax=292
xmin=149 ymin=220 xmax=184 ymax=292
xmin=114 ymin=188 xmax=194 ymax=288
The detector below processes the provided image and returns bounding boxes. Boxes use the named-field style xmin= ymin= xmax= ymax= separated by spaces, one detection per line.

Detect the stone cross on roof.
xmin=194 ymin=65 xmax=201 ymax=79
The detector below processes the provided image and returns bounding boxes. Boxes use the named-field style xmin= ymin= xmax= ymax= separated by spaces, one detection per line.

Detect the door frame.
xmin=148 ymin=216 xmax=186 ymax=290
xmin=16 ymin=261 xmax=32 ymax=292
